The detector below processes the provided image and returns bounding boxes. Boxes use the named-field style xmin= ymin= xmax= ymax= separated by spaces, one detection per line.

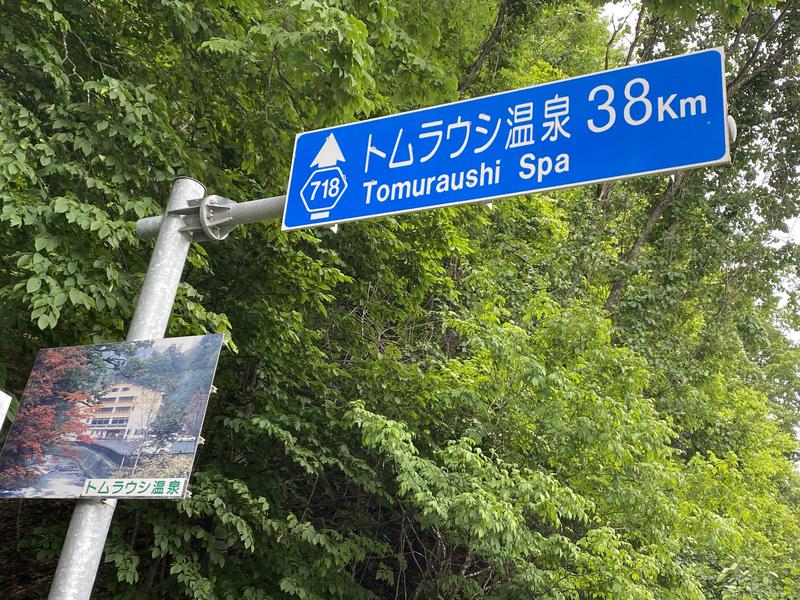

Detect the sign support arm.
xmin=135 ymin=194 xmax=286 ymax=241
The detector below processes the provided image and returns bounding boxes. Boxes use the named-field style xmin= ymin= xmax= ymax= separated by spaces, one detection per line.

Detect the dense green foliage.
xmin=1 ymin=0 xmax=799 ymax=598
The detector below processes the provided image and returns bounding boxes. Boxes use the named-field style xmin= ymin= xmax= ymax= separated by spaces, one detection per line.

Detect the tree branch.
xmin=458 ymin=0 xmax=509 ymax=93
xmin=603 ymin=173 xmax=690 ymax=312
xmin=604 ymin=6 xmax=636 ymax=70
xmin=624 ymin=6 xmax=646 ymax=65
xmin=728 ymin=1 xmax=797 ymax=98
xmin=725 ymin=9 xmax=759 ymax=56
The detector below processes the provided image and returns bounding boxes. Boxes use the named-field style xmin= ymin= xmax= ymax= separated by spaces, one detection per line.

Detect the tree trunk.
xmin=458 ymin=0 xmax=509 ymax=93
xmin=603 ymin=173 xmax=688 ymax=312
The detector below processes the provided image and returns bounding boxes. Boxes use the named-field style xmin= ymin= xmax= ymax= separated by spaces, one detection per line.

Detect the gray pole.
xmin=48 ymin=177 xmax=205 ymax=600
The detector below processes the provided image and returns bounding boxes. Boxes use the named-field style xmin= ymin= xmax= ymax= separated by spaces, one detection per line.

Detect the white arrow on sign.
xmin=311 ymin=133 xmax=345 ymax=168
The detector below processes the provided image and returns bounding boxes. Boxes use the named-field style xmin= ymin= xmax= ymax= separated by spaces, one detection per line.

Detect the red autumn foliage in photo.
xmin=0 ymin=346 xmax=92 ymax=486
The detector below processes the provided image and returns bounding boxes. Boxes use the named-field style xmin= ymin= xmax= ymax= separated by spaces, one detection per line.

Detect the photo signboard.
xmin=0 ymin=334 xmax=223 ymax=499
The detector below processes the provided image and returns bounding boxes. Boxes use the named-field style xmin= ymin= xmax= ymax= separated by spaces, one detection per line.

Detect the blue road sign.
xmin=282 ymin=48 xmax=730 ymax=231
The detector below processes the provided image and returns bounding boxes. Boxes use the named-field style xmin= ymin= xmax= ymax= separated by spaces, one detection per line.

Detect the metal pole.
xmin=48 ymin=177 xmax=205 ymax=600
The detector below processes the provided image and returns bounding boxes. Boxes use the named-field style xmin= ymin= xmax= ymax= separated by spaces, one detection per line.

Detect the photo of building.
xmin=85 ymin=383 xmax=163 ymax=441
